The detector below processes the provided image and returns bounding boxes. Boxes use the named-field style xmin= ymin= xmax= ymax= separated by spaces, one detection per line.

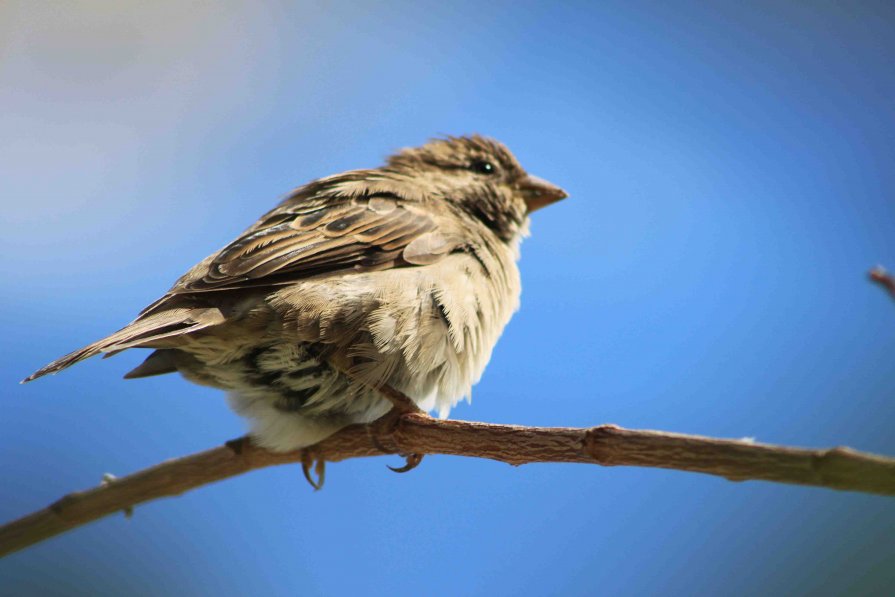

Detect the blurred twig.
xmin=1 ymin=414 xmax=893 ymax=558
xmin=870 ymin=266 xmax=895 ymax=301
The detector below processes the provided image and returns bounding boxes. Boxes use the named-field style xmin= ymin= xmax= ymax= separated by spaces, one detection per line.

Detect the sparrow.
xmin=24 ymin=135 xmax=567 ymax=451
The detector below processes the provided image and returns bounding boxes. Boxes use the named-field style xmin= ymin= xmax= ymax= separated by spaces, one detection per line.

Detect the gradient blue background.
xmin=2 ymin=1 xmax=893 ymax=595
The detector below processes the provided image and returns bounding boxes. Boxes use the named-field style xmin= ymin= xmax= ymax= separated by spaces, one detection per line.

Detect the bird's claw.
xmin=388 ymin=453 xmax=424 ymax=473
xmin=301 ymin=450 xmax=326 ymax=490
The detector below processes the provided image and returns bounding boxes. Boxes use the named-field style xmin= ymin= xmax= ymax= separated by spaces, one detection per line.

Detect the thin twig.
xmin=870 ymin=266 xmax=895 ymax=301
xmin=1 ymin=414 xmax=893 ymax=558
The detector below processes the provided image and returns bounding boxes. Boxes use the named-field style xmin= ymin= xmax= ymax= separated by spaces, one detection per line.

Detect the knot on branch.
xmin=811 ymin=446 xmax=895 ymax=491
xmin=583 ymin=424 xmax=624 ymax=465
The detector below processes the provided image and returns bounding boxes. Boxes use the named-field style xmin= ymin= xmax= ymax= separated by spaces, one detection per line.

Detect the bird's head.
xmin=386 ymin=135 xmax=567 ymax=242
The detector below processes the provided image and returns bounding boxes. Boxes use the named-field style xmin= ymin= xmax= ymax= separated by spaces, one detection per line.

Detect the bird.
xmin=23 ymin=135 xmax=567 ymax=452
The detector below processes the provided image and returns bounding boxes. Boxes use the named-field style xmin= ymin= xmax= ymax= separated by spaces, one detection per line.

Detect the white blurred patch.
xmin=0 ymin=1 xmax=316 ymax=277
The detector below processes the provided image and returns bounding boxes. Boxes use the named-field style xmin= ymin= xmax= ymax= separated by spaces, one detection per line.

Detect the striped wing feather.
xmin=172 ymin=193 xmax=454 ymax=292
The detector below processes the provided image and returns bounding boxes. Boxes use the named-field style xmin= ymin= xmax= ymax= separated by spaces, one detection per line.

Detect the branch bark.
xmin=2 ymin=413 xmax=893 ymax=558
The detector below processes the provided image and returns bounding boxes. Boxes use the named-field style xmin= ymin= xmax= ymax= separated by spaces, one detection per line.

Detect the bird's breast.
xmin=268 ymin=242 xmax=522 ymax=418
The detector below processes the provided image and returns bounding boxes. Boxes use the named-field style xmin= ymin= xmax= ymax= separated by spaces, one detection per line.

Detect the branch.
xmin=2 ymin=413 xmax=893 ymax=558
xmin=870 ymin=265 xmax=895 ymax=301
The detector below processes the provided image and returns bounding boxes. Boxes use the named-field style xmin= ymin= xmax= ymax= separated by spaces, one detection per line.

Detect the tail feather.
xmin=22 ymin=307 xmax=224 ymax=383
xmin=123 ymin=350 xmax=179 ymax=379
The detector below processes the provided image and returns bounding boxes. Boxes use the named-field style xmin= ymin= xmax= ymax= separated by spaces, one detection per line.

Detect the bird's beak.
xmin=518 ymin=174 xmax=568 ymax=213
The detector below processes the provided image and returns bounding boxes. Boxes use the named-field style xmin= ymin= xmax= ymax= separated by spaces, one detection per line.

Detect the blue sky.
xmin=1 ymin=1 xmax=894 ymax=595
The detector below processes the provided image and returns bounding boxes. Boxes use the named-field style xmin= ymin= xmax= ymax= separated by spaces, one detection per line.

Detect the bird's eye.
xmin=470 ymin=160 xmax=496 ymax=175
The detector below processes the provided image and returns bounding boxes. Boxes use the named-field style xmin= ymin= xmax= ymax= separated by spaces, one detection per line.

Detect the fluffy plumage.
xmin=24 ymin=135 xmax=567 ymax=451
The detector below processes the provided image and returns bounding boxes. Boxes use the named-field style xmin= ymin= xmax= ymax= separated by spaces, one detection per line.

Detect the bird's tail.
xmin=22 ymin=306 xmax=225 ymax=383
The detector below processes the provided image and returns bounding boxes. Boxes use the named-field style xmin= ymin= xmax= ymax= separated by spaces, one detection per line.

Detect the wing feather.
xmin=171 ymin=183 xmax=455 ymax=294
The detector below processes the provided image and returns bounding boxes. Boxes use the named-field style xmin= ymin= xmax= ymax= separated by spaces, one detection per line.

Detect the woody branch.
xmin=1 ymin=413 xmax=893 ymax=558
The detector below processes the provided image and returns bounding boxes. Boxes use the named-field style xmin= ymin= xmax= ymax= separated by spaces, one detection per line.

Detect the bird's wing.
xmin=23 ymin=177 xmax=466 ymax=382
xmin=167 ymin=191 xmax=461 ymax=295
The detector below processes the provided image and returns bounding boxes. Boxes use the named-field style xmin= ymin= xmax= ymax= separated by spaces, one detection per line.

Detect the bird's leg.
xmin=364 ymin=403 xmax=427 ymax=473
xmin=367 ymin=384 xmax=426 ymax=472
xmin=321 ymin=352 xmax=427 ymax=472
xmin=321 ymin=350 xmax=423 ymax=414
xmin=374 ymin=382 xmax=424 ymax=415
xmin=375 ymin=388 xmax=428 ymax=473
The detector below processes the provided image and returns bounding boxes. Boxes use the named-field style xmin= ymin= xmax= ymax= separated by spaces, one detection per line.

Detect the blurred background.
xmin=1 ymin=1 xmax=893 ymax=595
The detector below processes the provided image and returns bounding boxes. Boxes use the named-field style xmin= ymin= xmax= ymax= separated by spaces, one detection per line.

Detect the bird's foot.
xmin=301 ymin=449 xmax=326 ymax=490
xmin=368 ymin=402 xmax=426 ymax=474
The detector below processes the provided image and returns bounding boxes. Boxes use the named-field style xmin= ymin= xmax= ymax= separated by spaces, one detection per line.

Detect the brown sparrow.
xmin=24 ymin=136 xmax=567 ymax=451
